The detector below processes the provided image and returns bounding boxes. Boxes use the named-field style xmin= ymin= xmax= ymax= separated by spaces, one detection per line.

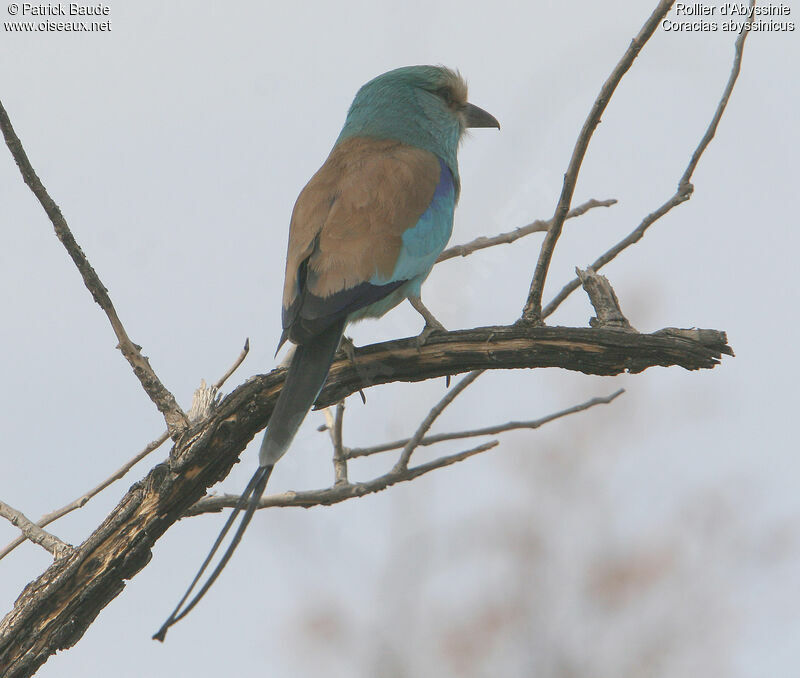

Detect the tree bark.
xmin=0 ymin=323 xmax=731 ymax=678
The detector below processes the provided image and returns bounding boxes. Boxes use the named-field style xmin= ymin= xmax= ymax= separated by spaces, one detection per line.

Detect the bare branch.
xmin=188 ymin=380 xmax=219 ymax=422
xmin=542 ymin=193 xmax=690 ymax=318
xmin=187 ymin=338 xmax=251 ymax=422
xmin=212 ymin=338 xmax=250 ymax=390
xmin=0 ymin=9 xmax=750 ymax=672
xmin=316 ymin=325 xmax=731 ymax=408
xmin=0 ymin=432 xmax=168 ymax=563
xmin=0 ymin=323 xmax=731 ymax=677
xmin=679 ymin=3 xmax=754 ymax=188
xmin=522 ymin=0 xmax=676 ymax=323
xmin=347 ymin=388 xmax=625 ymax=459
xmin=0 ymin=501 xmax=71 ymax=560
xmin=394 ymin=370 xmax=483 ymax=471
xmin=187 ymin=440 xmax=500 ymax=515
xmin=0 ymin=100 xmax=188 ymax=437
xmin=437 ymin=198 xmax=617 ymax=263
xmin=542 ymin=2 xmax=754 ymax=320
xmin=577 ymin=268 xmax=635 ymax=332
xmin=191 ymin=389 xmax=625 ymax=515
xmin=0 ymin=339 xmax=250 ymax=563
xmin=324 ymin=403 xmax=348 ymax=485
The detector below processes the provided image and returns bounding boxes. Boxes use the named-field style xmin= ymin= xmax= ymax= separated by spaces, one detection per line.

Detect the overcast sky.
xmin=1 ymin=2 xmax=798 ymax=677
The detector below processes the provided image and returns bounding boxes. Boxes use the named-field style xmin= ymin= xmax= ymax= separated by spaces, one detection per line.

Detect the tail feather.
xmin=260 ymin=317 xmax=347 ymax=465
xmin=153 ymin=464 xmax=273 ymax=641
xmin=154 ymin=318 xmax=346 ymax=641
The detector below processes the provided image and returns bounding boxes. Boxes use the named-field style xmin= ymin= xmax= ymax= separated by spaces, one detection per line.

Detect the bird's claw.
xmin=339 ymin=335 xmax=357 ymax=365
xmin=409 ymin=296 xmax=446 ymax=347
xmin=416 ymin=319 xmax=446 ymax=348
xmin=338 ymin=336 xmax=368 ymax=402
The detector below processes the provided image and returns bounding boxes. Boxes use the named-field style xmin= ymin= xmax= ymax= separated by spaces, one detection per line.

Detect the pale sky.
xmin=1 ymin=2 xmax=798 ymax=677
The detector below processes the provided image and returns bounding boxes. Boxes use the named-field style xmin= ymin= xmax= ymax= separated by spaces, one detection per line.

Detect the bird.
xmin=154 ymin=65 xmax=499 ymax=640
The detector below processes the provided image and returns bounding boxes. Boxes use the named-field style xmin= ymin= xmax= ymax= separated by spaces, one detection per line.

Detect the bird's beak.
xmin=463 ymin=102 xmax=500 ymax=129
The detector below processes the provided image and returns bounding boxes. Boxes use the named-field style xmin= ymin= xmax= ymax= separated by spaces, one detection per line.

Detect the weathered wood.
xmin=0 ymin=324 xmax=732 ymax=678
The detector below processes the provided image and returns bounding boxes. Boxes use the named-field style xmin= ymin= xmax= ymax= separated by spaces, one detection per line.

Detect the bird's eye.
xmin=435 ymin=87 xmax=454 ymax=106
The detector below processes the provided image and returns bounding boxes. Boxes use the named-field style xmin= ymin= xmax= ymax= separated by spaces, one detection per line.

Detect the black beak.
xmin=463 ymin=102 xmax=500 ymax=129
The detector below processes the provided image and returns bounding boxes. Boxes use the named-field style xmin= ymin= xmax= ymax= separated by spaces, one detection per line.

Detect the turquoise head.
xmin=336 ymin=65 xmax=499 ymax=180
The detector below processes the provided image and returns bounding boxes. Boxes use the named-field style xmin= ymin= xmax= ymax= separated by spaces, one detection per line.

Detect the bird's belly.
xmin=347 ymin=278 xmax=419 ymax=320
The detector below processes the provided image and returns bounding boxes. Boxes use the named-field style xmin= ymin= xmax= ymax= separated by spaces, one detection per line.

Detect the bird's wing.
xmin=281 ymin=136 xmax=451 ymax=345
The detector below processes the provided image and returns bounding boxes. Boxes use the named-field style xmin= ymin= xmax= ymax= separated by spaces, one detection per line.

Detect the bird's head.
xmin=336 ymin=65 xmax=499 ymax=173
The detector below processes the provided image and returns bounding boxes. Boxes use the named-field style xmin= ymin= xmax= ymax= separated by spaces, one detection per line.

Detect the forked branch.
xmin=0 ymin=3 xmax=750 ymax=674
xmin=522 ymin=0 xmax=676 ymax=322
xmin=0 ymin=101 xmax=188 ymax=436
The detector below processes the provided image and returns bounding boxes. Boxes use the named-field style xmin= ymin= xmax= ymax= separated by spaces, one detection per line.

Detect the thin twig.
xmin=387 ymin=197 xmax=613 ymax=481
xmin=213 ymin=338 xmax=250 ymax=390
xmin=0 ymin=339 xmax=250 ymax=562
xmin=542 ymin=6 xmax=754 ymax=319
xmin=0 ymin=501 xmax=71 ymax=560
xmin=186 ymin=388 xmax=625 ymax=515
xmin=0 ymin=433 xmax=167 ymax=562
xmin=0 ymin=100 xmax=188 ymax=436
xmin=324 ymin=403 xmax=348 ymax=485
xmin=0 ymin=18 xmax=749 ymax=671
xmin=522 ymin=0 xmax=675 ymax=323
xmin=394 ymin=370 xmax=483 ymax=472
xmin=679 ymin=5 xmax=753 ymax=188
xmin=427 ymin=198 xmax=615 ymax=441
xmin=437 ymin=198 xmax=617 ymax=263
xmin=542 ymin=196 xmax=690 ymax=318
xmin=0 ymin=325 xmax=732 ymax=673
xmin=347 ymin=388 xmax=625 ymax=459
xmin=187 ymin=440 xmax=500 ymax=515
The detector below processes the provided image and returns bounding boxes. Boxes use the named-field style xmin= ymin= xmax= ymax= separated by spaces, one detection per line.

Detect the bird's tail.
xmin=259 ymin=317 xmax=347 ymax=466
xmin=153 ymin=318 xmax=345 ymax=641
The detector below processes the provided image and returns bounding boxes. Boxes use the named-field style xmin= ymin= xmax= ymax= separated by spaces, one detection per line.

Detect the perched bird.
xmin=155 ymin=65 xmax=498 ymax=639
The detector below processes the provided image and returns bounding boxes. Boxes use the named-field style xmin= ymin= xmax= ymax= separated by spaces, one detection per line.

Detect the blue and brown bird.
xmin=155 ymin=65 xmax=498 ymax=638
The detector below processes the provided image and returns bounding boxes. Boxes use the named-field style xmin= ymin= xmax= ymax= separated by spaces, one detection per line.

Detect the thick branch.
xmin=0 ymin=338 xmax=250 ymax=562
xmin=0 ymin=100 xmax=188 ymax=436
xmin=522 ymin=0 xmax=675 ymax=322
xmin=0 ymin=5 xmax=750 ymax=672
xmin=0 ymin=322 xmax=732 ymax=677
xmin=316 ymin=325 xmax=732 ymax=407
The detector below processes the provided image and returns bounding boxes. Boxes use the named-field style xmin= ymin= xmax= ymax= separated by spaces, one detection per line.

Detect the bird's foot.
xmin=339 ymin=335 xmax=367 ymax=402
xmin=339 ymin=335 xmax=357 ymax=365
xmin=409 ymin=296 xmax=446 ymax=347
xmin=416 ymin=319 xmax=446 ymax=348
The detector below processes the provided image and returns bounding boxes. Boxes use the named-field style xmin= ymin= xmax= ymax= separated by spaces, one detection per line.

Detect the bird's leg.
xmin=409 ymin=295 xmax=446 ymax=346
xmin=338 ymin=335 xmax=367 ymax=403
xmin=339 ymin=335 xmax=357 ymax=364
